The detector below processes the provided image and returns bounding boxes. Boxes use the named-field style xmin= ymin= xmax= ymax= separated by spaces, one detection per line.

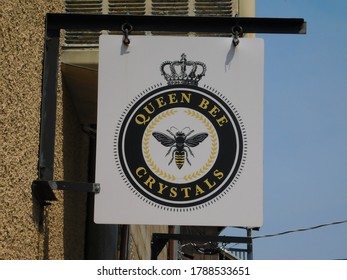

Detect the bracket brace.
xmin=36 ymin=13 xmax=306 ymax=194
xmin=32 ymin=180 xmax=100 ymax=206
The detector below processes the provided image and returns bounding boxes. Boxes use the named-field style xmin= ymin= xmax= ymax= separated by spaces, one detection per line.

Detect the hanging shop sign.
xmin=95 ymin=35 xmax=264 ymax=227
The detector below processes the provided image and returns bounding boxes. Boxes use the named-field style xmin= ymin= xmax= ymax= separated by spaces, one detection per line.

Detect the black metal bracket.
xmin=32 ymin=180 xmax=100 ymax=206
xmin=45 ymin=13 xmax=306 ymax=34
xmin=34 ymin=13 xmax=306 ymax=204
xmin=151 ymin=233 xmax=252 ymax=260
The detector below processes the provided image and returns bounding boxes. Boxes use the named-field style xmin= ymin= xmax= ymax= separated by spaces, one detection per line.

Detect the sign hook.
xmin=231 ymin=25 xmax=243 ymax=46
xmin=121 ymin=23 xmax=133 ymax=45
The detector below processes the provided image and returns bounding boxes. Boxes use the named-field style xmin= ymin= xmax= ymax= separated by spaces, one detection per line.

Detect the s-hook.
xmin=231 ymin=25 xmax=243 ymax=46
xmin=122 ymin=23 xmax=133 ymax=45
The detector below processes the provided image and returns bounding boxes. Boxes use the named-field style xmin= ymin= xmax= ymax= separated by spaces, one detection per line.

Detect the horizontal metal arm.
xmin=46 ymin=13 xmax=306 ymax=35
xmin=32 ymin=180 xmax=100 ymax=206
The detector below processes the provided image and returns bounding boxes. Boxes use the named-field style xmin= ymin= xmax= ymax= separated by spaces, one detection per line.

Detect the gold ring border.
xmin=143 ymin=109 xmax=218 ymax=182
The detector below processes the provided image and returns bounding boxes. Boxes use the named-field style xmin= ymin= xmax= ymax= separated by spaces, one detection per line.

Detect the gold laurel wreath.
xmin=142 ymin=109 xmax=218 ymax=182
xmin=183 ymin=109 xmax=218 ymax=181
xmin=143 ymin=109 xmax=178 ymax=181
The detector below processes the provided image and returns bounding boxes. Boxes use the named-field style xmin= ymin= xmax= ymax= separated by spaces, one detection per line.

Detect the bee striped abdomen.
xmin=175 ymin=151 xmax=185 ymax=169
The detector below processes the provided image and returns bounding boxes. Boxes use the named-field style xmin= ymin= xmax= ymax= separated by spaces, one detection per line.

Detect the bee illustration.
xmin=152 ymin=127 xmax=208 ymax=169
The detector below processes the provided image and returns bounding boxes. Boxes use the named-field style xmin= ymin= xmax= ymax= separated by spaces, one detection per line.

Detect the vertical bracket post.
xmin=247 ymin=228 xmax=254 ymax=260
xmin=38 ymin=25 xmax=60 ymax=181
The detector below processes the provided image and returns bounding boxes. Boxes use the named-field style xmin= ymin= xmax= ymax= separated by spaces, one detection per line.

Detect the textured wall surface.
xmin=130 ymin=225 xmax=168 ymax=260
xmin=1 ymin=0 xmax=177 ymax=260
xmin=0 ymin=0 xmax=87 ymax=259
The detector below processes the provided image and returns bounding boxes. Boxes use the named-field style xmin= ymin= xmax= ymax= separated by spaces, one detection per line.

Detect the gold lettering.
xmin=135 ymin=92 xmax=192 ymax=126
xmin=204 ymin=178 xmax=216 ymax=189
xmin=199 ymin=98 xmax=209 ymax=109
xmin=181 ymin=187 xmax=191 ymax=198
xmin=156 ymin=96 xmax=166 ymax=108
xmin=195 ymin=185 xmax=205 ymax=196
xmin=170 ymin=187 xmax=177 ymax=198
xmin=135 ymin=114 xmax=151 ymax=125
xmin=158 ymin=182 xmax=168 ymax=194
xmin=213 ymin=169 xmax=224 ymax=180
xmin=135 ymin=167 xmax=147 ymax=178
xmin=180 ymin=92 xmax=191 ymax=103
xmin=209 ymin=105 xmax=221 ymax=117
xmin=134 ymin=167 xmax=226 ymax=201
xmin=216 ymin=115 xmax=229 ymax=127
xmin=168 ymin=93 xmax=178 ymax=104
xmin=144 ymin=175 xmax=156 ymax=189
xmin=198 ymin=98 xmax=229 ymax=127
xmin=143 ymin=102 xmax=155 ymax=114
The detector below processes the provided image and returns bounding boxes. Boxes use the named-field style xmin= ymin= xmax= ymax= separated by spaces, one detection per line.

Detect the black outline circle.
xmin=116 ymin=85 xmax=245 ymax=209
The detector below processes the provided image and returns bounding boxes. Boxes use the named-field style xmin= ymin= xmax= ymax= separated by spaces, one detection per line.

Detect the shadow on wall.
xmin=62 ymin=81 xmax=119 ymax=260
xmin=31 ymin=199 xmax=50 ymax=259
xmin=62 ymin=83 xmax=89 ymax=259
xmin=30 ymin=83 xmax=89 ymax=259
xmin=30 ymin=69 xmax=118 ymax=260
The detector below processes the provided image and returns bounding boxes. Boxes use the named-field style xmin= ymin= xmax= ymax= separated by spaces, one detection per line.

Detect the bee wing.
xmin=152 ymin=132 xmax=175 ymax=147
xmin=185 ymin=133 xmax=208 ymax=147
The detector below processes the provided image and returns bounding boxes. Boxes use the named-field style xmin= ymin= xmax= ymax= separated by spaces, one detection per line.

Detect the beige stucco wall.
xmin=1 ymin=0 xmax=255 ymax=260
xmin=0 ymin=0 xmax=165 ymax=260
xmin=239 ymin=0 xmax=256 ymax=17
xmin=130 ymin=225 xmax=168 ymax=260
xmin=0 ymin=0 xmax=91 ymax=259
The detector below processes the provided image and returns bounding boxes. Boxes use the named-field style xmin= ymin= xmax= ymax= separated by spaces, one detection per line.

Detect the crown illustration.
xmin=160 ymin=54 xmax=207 ymax=86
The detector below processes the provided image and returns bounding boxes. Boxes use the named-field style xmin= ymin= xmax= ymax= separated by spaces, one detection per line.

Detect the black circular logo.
xmin=115 ymin=84 xmax=246 ymax=210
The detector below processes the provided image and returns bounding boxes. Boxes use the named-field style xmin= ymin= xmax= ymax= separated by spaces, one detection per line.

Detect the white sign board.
xmin=95 ymin=35 xmax=264 ymax=227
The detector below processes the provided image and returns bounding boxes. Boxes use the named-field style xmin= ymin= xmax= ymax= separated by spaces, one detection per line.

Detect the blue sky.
xmin=224 ymin=0 xmax=347 ymax=259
